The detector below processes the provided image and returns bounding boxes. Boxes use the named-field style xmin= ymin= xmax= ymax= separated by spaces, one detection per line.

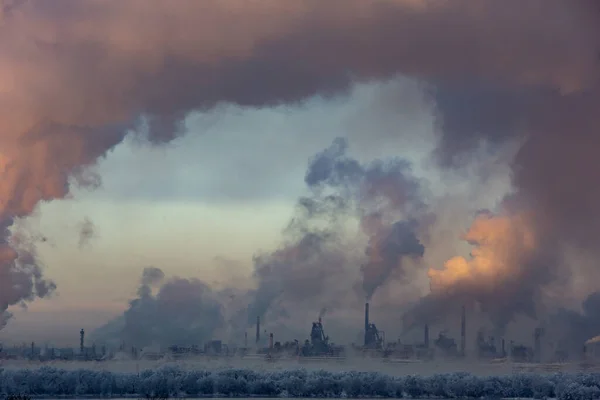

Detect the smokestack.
xmin=244 ymin=331 xmax=248 ymax=348
xmin=318 ymin=317 xmax=322 ymax=324
xmin=256 ymin=316 xmax=260 ymax=344
xmin=424 ymin=324 xmax=429 ymax=348
xmin=534 ymin=327 xmax=542 ymax=363
xmin=364 ymin=302 xmax=370 ymax=346
xmin=460 ymin=305 xmax=466 ymax=357
xmin=501 ymin=338 xmax=506 ymax=357
xmin=80 ymin=328 xmax=85 ymax=354
xmin=269 ymin=333 xmax=274 ymax=349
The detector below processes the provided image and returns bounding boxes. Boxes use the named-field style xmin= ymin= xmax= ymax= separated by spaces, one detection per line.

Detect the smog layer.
xmin=0 ymin=0 xmax=600 ymax=353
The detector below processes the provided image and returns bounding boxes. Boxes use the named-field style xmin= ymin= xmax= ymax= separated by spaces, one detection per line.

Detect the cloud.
xmin=0 ymin=0 xmax=598 ymax=333
xmin=94 ymin=268 xmax=223 ymax=348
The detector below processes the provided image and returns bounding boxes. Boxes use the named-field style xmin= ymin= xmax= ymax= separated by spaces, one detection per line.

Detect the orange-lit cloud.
xmin=429 ymin=212 xmax=536 ymax=294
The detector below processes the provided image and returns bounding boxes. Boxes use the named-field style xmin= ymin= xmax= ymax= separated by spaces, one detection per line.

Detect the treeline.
xmin=1 ymin=366 xmax=600 ymax=399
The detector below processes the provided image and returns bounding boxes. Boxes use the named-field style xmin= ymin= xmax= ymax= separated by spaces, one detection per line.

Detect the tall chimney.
xmin=424 ymin=324 xmax=430 ymax=348
xmin=80 ymin=328 xmax=85 ymax=354
xmin=269 ymin=333 xmax=274 ymax=349
xmin=501 ymin=338 xmax=506 ymax=357
xmin=364 ymin=302 xmax=370 ymax=346
xmin=244 ymin=332 xmax=248 ymax=348
xmin=460 ymin=305 xmax=466 ymax=357
xmin=534 ymin=327 xmax=542 ymax=363
xmin=256 ymin=316 xmax=260 ymax=344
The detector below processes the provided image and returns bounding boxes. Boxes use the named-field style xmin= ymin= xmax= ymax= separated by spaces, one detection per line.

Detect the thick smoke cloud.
xmin=403 ymin=210 xmax=564 ymax=332
xmin=306 ymin=138 xmax=426 ymax=300
xmin=244 ymin=137 xmax=426 ymax=331
xmin=96 ymin=267 xmax=223 ymax=348
xmin=0 ymin=0 xmax=599 ymax=337
xmin=362 ymin=219 xmax=425 ymax=300
xmin=245 ymin=192 xmax=355 ymax=326
xmin=541 ymin=290 xmax=600 ymax=357
xmin=0 ymin=218 xmax=55 ymax=328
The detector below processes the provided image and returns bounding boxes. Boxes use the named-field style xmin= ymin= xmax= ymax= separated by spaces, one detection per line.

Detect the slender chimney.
xmin=534 ymin=327 xmax=542 ymax=363
xmin=424 ymin=324 xmax=430 ymax=348
xmin=269 ymin=333 xmax=274 ymax=349
xmin=244 ymin=332 xmax=248 ymax=348
xmin=460 ymin=305 xmax=466 ymax=357
xmin=364 ymin=302 xmax=370 ymax=346
xmin=80 ymin=328 xmax=85 ymax=354
xmin=256 ymin=316 xmax=260 ymax=344
xmin=501 ymin=338 xmax=506 ymax=357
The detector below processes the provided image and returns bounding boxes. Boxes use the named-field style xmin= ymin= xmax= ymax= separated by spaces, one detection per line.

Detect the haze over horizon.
xmin=0 ymin=0 xmax=599 ymax=352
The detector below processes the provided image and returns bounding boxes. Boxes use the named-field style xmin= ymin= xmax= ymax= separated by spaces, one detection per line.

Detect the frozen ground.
xmin=0 ymin=360 xmax=598 ymax=399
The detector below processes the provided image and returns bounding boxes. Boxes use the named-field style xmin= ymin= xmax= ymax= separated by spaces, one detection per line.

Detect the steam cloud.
xmin=0 ymin=0 xmax=599 ymax=344
xmin=547 ymin=290 xmax=600 ymax=356
xmin=305 ymin=138 xmax=426 ymax=300
xmin=403 ymin=210 xmax=563 ymax=332
xmin=246 ymin=138 xmax=426 ymax=321
xmin=96 ymin=267 xmax=223 ymax=348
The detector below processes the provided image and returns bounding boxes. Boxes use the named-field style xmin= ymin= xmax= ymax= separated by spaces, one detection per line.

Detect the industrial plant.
xmin=1 ymin=302 xmax=598 ymax=372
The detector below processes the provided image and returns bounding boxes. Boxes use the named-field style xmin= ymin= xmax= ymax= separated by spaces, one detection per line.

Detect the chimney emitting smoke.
xmin=364 ymin=302 xmax=370 ymax=346
xmin=460 ymin=305 xmax=466 ymax=357
xmin=256 ymin=316 xmax=260 ymax=344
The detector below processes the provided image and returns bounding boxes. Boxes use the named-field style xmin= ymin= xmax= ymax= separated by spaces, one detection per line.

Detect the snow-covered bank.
xmin=1 ymin=366 xmax=599 ymax=399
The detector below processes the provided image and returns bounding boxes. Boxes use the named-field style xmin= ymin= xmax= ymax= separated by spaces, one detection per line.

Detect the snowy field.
xmin=0 ymin=360 xmax=599 ymax=399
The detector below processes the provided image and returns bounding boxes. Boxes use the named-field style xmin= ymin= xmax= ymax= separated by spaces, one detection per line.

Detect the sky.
xmin=0 ymin=0 xmax=599 ymax=352
xmin=0 ymin=77 xmax=510 ymax=346
xmin=0 ymin=78 xmax=445 ymax=344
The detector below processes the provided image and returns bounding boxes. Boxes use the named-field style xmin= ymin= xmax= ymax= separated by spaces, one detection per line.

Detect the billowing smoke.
xmin=361 ymin=219 xmax=425 ymax=300
xmin=95 ymin=267 xmax=223 ymax=348
xmin=77 ymin=217 xmax=96 ymax=249
xmin=0 ymin=221 xmax=55 ymax=329
xmin=0 ymin=218 xmax=55 ymax=328
xmin=245 ymin=195 xmax=355 ymax=326
xmin=404 ymin=209 xmax=563 ymax=332
xmin=243 ymin=137 xmax=426 ymax=332
xmin=0 ymin=0 xmax=598 ymax=335
xmin=539 ymin=290 xmax=600 ymax=358
xmin=305 ymin=138 xmax=426 ymax=301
